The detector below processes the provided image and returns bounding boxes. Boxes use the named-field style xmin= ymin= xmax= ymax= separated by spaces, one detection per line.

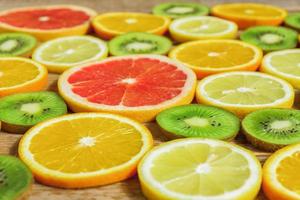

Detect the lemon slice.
xmin=169 ymin=16 xmax=238 ymax=42
xmin=32 ymin=35 xmax=108 ymax=73
xmin=138 ymin=138 xmax=262 ymax=200
xmin=261 ymin=49 xmax=300 ymax=89
xmin=196 ymin=71 xmax=294 ymax=117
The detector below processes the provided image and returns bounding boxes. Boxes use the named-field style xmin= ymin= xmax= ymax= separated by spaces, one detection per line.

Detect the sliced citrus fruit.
xmin=169 ymin=16 xmax=238 ymax=42
xmin=138 ymin=138 xmax=262 ymax=200
xmin=92 ymin=12 xmax=170 ymax=39
xmin=261 ymin=49 xmax=300 ymax=89
xmin=212 ymin=3 xmax=287 ymax=29
xmin=58 ymin=55 xmax=196 ymax=122
xmin=196 ymin=71 xmax=294 ymax=118
xmin=18 ymin=112 xmax=153 ymax=188
xmin=0 ymin=5 xmax=96 ymax=41
xmin=0 ymin=57 xmax=47 ymax=97
xmin=32 ymin=36 xmax=108 ymax=73
xmin=169 ymin=40 xmax=263 ymax=78
xmin=263 ymin=143 xmax=300 ymax=200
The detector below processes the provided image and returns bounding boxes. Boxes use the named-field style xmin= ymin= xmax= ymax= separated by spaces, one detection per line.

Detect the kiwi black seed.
xmin=108 ymin=32 xmax=172 ymax=56
xmin=285 ymin=13 xmax=300 ymax=31
xmin=156 ymin=104 xmax=240 ymax=140
xmin=242 ymin=108 xmax=300 ymax=152
xmin=0 ymin=155 xmax=32 ymax=200
xmin=240 ymin=26 xmax=298 ymax=52
xmin=0 ymin=91 xmax=67 ymax=134
xmin=0 ymin=33 xmax=37 ymax=57
xmin=152 ymin=2 xmax=210 ymax=19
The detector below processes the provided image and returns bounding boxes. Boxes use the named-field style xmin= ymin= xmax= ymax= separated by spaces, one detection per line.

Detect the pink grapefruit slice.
xmin=58 ymin=55 xmax=197 ymax=122
xmin=0 ymin=5 xmax=97 ymax=41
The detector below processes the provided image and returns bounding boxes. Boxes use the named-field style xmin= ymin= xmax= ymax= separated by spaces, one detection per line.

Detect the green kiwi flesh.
xmin=156 ymin=104 xmax=240 ymax=140
xmin=242 ymin=108 xmax=300 ymax=152
xmin=0 ymin=155 xmax=32 ymax=200
xmin=285 ymin=13 xmax=300 ymax=31
xmin=109 ymin=32 xmax=172 ymax=56
xmin=0 ymin=33 xmax=37 ymax=57
xmin=0 ymin=91 xmax=67 ymax=134
xmin=152 ymin=2 xmax=209 ymax=19
xmin=240 ymin=26 xmax=298 ymax=52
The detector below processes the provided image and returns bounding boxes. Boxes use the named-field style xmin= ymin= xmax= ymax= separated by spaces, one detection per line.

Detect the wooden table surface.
xmin=0 ymin=0 xmax=300 ymax=199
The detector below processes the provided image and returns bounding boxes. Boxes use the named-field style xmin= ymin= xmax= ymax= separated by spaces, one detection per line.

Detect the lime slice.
xmin=32 ymin=36 xmax=108 ymax=73
xmin=138 ymin=138 xmax=262 ymax=200
xmin=261 ymin=49 xmax=300 ymax=89
xmin=169 ymin=16 xmax=238 ymax=42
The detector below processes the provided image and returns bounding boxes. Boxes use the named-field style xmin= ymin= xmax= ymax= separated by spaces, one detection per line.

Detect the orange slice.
xmin=0 ymin=57 xmax=48 ymax=97
xmin=211 ymin=3 xmax=287 ymax=29
xmin=18 ymin=113 xmax=153 ymax=188
xmin=169 ymin=40 xmax=263 ymax=78
xmin=263 ymin=143 xmax=300 ymax=200
xmin=92 ymin=12 xmax=170 ymax=39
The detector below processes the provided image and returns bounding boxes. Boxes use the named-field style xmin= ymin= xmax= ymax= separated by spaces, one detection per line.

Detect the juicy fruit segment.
xmin=0 ymin=155 xmax=32 ymax=200
xmin=240 ymin=26 xmax=298 ymax=52
xmin=196 ymin=72 xmax=294 ymax=118
xmin=0 ymin=91 xmax=67 ymax=133
xmin=169 ymin=16 xmax=238 ymax=42
xmin=152 ymin=2 xmax=209 ymax=19
xmin=32 ymin=36 xmax=108 ymax=73
xmin=169 ymin=40 xmax=262 ymax=78
xmin=242 ymin=108 xmax=300 ymax=152
xmin=138 ymin=139 xmax=262 ymax=200
xmin=263 ymin=143 xmax=300 ymax=200
xmin=212 ymin=3 xmax=287 ymax=29
xmin=0 ymin=33 xmax=37 ymax=57
xmin=261 ymin=49 xmax=300 ymax=89
xmin=92 ymin=12 xmax=170 ymax=39
xmin=285 ymin=13 xmax=300 ymax=31
xmin=156 ymin=104 xmax=240 ymax=140
xmin=18 ymin=113 xmax=153 ymax=188
xmin=109 ymin=32 xmax=172 ymax=56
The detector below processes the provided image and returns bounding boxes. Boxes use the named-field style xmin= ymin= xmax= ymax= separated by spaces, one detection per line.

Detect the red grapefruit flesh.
xmin=58 ymin=55 xmax=197 ymax=122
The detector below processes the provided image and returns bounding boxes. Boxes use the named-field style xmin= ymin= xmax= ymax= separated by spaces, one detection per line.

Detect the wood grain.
xmin=0 ymin=0 xmax=300 ymax=199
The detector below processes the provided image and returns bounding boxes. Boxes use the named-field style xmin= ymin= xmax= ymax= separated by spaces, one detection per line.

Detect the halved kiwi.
xmin=156 ymin=104 xmax=240 ymax=140
xmin=108 ymin=32 xmax=172 ymax=56
xmin=285 ymin=13 xmax=300 ymax=31
xmin=0 ymin=91 xmax=67 ymax=134
xmin=242 ymin=108 xmax=300 ymax=152
xmin=0 ymin=155 xmax=32 ymax=200
xmin=152 ymin=2 xmax=210 ymax=19
xmin=240 ymin=26 xmax=298 ymax=52
xmin=0 ymin=33 xmax=37 ymax=57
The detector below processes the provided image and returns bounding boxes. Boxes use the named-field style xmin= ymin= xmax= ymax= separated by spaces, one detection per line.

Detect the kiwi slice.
xmin=240 ymin=26 xmax=298 ymax=52
xmin=285 ymin=13 xmax=300 ymax=31
xmin=108 ymin=32 xmax=172 ymax=56
xmin=242 ymin=108 xmax=300 ymax=152
xmin=156 ymin=104 xmax=240 ymax=140
xmin=0 ymin=155 xmax=32 ymax=200
xmin=0 ymin=91 xmax=67 ymax=134
xmin=0 ymin=33 xmax=37 ymax=57
xmin=152 ymin=2 xmax=209 ymax=19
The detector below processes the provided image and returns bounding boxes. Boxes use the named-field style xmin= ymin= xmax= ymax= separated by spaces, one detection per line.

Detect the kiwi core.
xmin=125 ymin=42 xmax=155 ymax=52
xmin=184 ymin=117 xmax=209 ymax=127
xmin=20 ymin=103 xmax=42 ymax=114
xmin=167 ymin=6 xmax=195 ymax=14
xmin=260 ymin=33 xmax=283 ymax=44
xmin=0 ymin=39 xmax=18 ymax=52
xmin=270 ymin=120 xmax=292 ymax=130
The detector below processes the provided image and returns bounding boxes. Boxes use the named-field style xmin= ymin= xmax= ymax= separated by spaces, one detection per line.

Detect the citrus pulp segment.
xmin=196 ymin=71 xmax=294 ymax=118
xmin=0 ymin=5 xmax=97 ymax=41
xmin=0 ymin=57 xmax=47 ymax=97
xmin=138 ymin=138 xmax=262 ymax=200
xmin=92 ymin=12 xmax=170 ymax=39
xmin=169 ymin=16 xmax=238 ymax=42
xmin=58 ymin=55 xmax=196 ymax=122
xmin=32 ymin=36 xmax=108 ymax=73
xmin=261 ymin=49 xmax=300 ymax=89
xmin=18 ymin=113 xmax=153 ymax=188
xmin=169 ymin=40 xmax=262 ymax=78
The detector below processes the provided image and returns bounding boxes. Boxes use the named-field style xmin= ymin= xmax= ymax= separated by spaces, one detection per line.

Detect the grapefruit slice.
xmin=58 ymin=55 xmax=197 ymax=122
xmin=0 ymin=5 xmax=97 ymax=41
